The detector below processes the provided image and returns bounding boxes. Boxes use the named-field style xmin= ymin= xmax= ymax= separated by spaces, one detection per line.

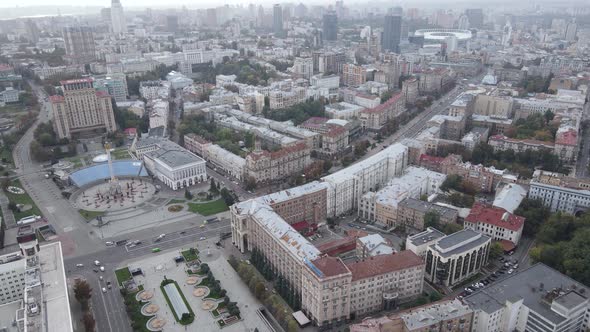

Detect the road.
xmin=575 ymin=102 xmax=590 ymax=177
xmin=64 ymin=219 xmax=231 ymax=332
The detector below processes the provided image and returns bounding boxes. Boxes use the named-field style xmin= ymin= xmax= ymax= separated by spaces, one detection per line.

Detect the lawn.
xmin=0 ymin=147 xmax=13 ymax=166
xmin=63 ymin=156 xmax=83 ymax=169
xmin=160 ymin=279 xmax=195 ymax=325
xmin=115 ymin=267 xmax=132 ymax=286
xmin=0 ymin=104 xmax=27 ymax=114
xmin=4 ymin=179 xmax=42 ymax=221
xmin=111 ymin=148 xmax=131 ymax=160
xmin=78 ymin=209 xmax=104 ymax=221
xmin=181 ymin=248 xmax=199 ymax=262
xmin=188 ymin=199 xmax=228 ymax=216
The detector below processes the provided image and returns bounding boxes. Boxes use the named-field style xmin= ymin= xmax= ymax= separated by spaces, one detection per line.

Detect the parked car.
xmin=76 ymin=264 xmax=84 ymax=268
xmin=94 ymin=260 xmax=101 ymax=266
xmin=508 ymin=269 xmax=514 ymax=274
xmin=105 ymin=241 xmax=114 ymax=246
xmin=513 ymin=264 xmax=519 ymax=269
xmin=102 ymin=287 xmax=107 ymax=293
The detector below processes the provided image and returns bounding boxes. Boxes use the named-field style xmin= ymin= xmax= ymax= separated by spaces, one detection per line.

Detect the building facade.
xmin=62 ymin=26 xmax=96 ymax=64
xmin=425 ymin=229 xmax=491 ymax=287
xmin=464 ymin=202 xmax=525 ymax=247
xmin=50 ymin=78 xmax=117 ymax=139
xmin=396 ymin=198 xmax=458 ymax=231
xmin=528 ymin=170 xmax=590 ymax=214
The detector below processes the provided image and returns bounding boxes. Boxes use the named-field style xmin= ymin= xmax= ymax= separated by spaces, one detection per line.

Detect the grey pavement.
xmin=0 ymin=191 xmax=15 ymax=228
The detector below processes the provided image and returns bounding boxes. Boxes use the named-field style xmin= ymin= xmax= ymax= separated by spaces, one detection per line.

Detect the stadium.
xmin=414 ymin=29 xmax=473 ymax=42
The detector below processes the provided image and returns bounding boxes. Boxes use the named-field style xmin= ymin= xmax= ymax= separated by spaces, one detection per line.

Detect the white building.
xmin=148 ymin=99 xmax=169 ymax=130
xmin=465 ymin=264 xmax=590 ymax=332
xmin=0 ymin=87 xmax=19 ymax=104
xmin=138 ymin=138 xmax=207 ymax=190
xmin=166 ymin=71 xmax=193 ymax=90
xmin=140 ymin=81 xmax=170 ymax=100
xmin=292 ymin=57 xmax=313 ymax=80
xmin=323 ymin=143 xmax=408 ymax=217
xmin=464 ymin=202 xmax=525 ymax=248
xmin=355 ymin=234 xmax=395 ymax=258
xmin=203 ymin=144 xmax=246 ymax=181
xmin=0 ymin=229 xmax=73 ymax=332
xmin=110 ymin=0 xmax=127 ymax=35
xmin=405 ymin=227 xmax=446 ymax=258
xmin=528 ymin=170 xmax=590 ymax=214
xmin=325 ymin=102 xmax=365 ymax=120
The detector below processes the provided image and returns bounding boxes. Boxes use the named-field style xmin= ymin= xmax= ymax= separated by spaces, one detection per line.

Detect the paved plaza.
xmin=119 ymin=243 xmax=270 ymax=332
xmin=74 ymin=179 xmax=156 ymax=212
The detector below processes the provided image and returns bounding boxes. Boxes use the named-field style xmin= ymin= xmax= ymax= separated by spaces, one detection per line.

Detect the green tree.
xmin=209 ymin=178 xmax=218 ymax=194
xmin=184 ymin=189 xmax=193 ymax=200
xmin=442 ymin=223 xmax=462 ymax=235
xmin=489 ymin=242 xmax=504 ymax=259
xmin=82 ymin=312 xmax=96 ymax=332
xmin=424 ymin=211 xmax=441 ymax=229
xmin=74 ymin=279 xmax=92 ymax=311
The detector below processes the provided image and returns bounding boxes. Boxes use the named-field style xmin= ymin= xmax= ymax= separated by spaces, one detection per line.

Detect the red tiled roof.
xmin=555 ymin=129 xmax=577 ymax=146
xmin=324 ymin=124 xmax=347 ymax=138
xmin=346 ymin=251 xmax=423 ymax=282
xmin=499 ymin=239 xmax=516 ymax=252
xmin=96 ymin=90 xmax=110 ymax=98
xmin=465 ymin=202 xmax=525 ymax=232
xmin=311 ymin=256 xmax=351 ymax=278
xmin=49 ymin=95 xmax=64 ymax=103
xmin=419 ymin=154 xmax=445 ymax=164
xmin=291 ymin=220 xmax=310 ymax=231
xmin=361 ymin=92 xmax=403 ymax=114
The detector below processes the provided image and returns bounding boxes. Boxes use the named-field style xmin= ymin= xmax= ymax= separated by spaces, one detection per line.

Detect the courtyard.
xmin=116 ymin=243 xmax=270 ymax=332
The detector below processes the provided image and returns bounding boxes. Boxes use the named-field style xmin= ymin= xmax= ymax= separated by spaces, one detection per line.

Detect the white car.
xmin=76 ymin=264 xmax=84 ymax=268
xmin=508 ymin=269 xmax=514 ymax=274
xmin=199 ymin=236 xmax=206 ymax=240
xmin=102 ymin=287 xmax=107 ymax=293
xmin=94 ymin=260 xmax=101 ymax=266
xmin=99 ymin=276 xmax=103 ymax=281
xmin=100 ymin=266 xmax=105 ymax=272
xmin=105 ymin=241 xmax=114 ymax=246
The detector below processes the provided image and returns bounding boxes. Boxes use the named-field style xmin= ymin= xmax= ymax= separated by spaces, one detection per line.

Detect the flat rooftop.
xmin=432 ymin=229 xmax=490 ymax=258
xmin=464 ymin=264 xmax=590 ymax=325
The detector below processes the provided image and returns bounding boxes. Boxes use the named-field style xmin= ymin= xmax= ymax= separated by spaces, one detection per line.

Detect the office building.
xmin=62 ymin=26 xmax=96 ymax=64
xmin=50 ymin=78 xmax=117 ymax=139
xmin=565 ymin=22 xmax=577 ymax=42
xmin=93 ymin=73 xmax=128 ymax=102
xmin=425 ymin=229 xmax=491 ymax=287
xmin=323 ymin=12 xmax=338 ymax=41
xmin=465 ymin=9 xmax=484 ymax=29
xmin=528 ymin=170 xmax=590 ymax=214
xmin=0 ymin=227 xmax=73 ymax=332
xmin=382 ymin=15 xmax=402 ymax=53
xmin=464 ymin=264 xmax=590 ymax=332
xmin=406 ymin=227 xmax=446 ymax=258
xmin=166 ymin=15 xmax=179 ymax=32
xmin=273 ymin=4 xmax=283 ymax=37
xmin=111 ymin=0 xmax=127 ymax=35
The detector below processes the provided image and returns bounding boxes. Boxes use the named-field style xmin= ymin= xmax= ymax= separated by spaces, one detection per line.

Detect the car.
xmin=128 ymin=244 xmax=136 ymax=248
xmin=504 ymin=262 xmax=511 ymax=267
xmin=76 ymin=263 xmax=84 ymax=268
xmin=513 ymin=264 xmax=519 ymax=269
xmin=94 ymin=260 xmax=101 ymax=266
xmin=100 ymin=266 xmax=105 ymax=272
xmin=499 ymin=257 xmax=505 ymax=261
xmin=508 ymin=251 xmax=515 ymax=256
xmin=199 ymin=236 xmax=206 ymax=240
xmin=102 ymin=287 xmax=107 ymax=293
xmin=180 ymin=231 xmax=186 ymax=235
xmin=152 ymin=248 xmax=161 ymax=253
xmin=107 ymin=281 xmax=112 ymax=289
xmin=105 ymin=241 xmax=114 ymax=246
xmin=99 ymin=276 xmax=103 ymax=281
xmin=512 ymin=259 xmax=518 ymax=264
xmin=93 ymin=269 xmax=99 ymax=273
xmin=199 ymin=225 xmax=205 ymax=228
xmin=158 ymin=234 xmax=166 ymax=239
xmin=508 ymin=269 xmax=514 ymax=274
xmin=154 ymin=238 xmax=161 ymax=242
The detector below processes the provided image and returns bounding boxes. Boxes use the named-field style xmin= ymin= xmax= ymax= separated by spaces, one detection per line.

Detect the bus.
xmin=152 ymin=248 xmax=161 ymax=253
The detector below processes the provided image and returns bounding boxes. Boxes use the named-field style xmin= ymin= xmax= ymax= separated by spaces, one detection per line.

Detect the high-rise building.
xmin=206 ymin=8 xmax=217 ymax=26
xmin=465 ymin=8 xmax=483 ymax=29
xmin=166 ymin=15 xmax=179 ymax=32
xmin=322 ymin=12 xmax=338 ymax=41
xmin=50 ymin=78 xmax=117 ymax=139
xmin=0 ymin=227 xmax=74 ymax=331
xmin=101 ymin=7 xmax=111 ymax=22
xmin=93 ymin=73 xmax=129 ymax=102
xmin=110 ymin=0 xmax=127 ymax=35
xmin=273 ymin=4 xmax=283 ymax=36
xmin=25 ymin=19 xmax=40 ymax=43
xmin=62 ymin=26 xmax=96 ymax=64
xmin=383 ymin=15 xmax=402 ymax=53
xmin=565 ymin=22 xmax=577 ymax=41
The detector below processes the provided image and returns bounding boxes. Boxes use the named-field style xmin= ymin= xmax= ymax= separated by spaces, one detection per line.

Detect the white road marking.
xmin=126 ymin=224 xmax=231 ymax=253
xmin=97 ymin=279 xmax=113 ymax=332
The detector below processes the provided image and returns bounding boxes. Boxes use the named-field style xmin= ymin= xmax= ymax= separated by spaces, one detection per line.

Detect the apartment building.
xmin=401 ymin=77 xmax=419 ymax=105
xmin=473 ymin=94 xmax=514 ymax=119
xmin=139 ymin=80 xmax=170 ymax=100
xmin=323 ymin=143 xmax=408 ymax=217
xmin=358 ymin=167 xmax=446 ymax=228
xmin=359 ymin=92 xmax=406 ymax=131
xmin=62 ymin=26 xmax=96 ymax=64
xmin=464 ymin=202 xmax=525 ymax=248
xmin=293 ymin=57 xmax=314 ymax=80
xmin=350 ymin=299 xmax=473 ymax=332
xmin=343 ymin=63 xmax=367 ymax=87
xmin=425 ymin=229 xmax=491 ymax=287
xmin=268 ymin=87 xmax=306 ymax=110
xmin=464 ymin=264 xmax=590 ymax=332
xmin=245 ymin=142 xmax=311 ymax=183
xmin=148 ymin=99 xmax=169 ymax=130
xmin=528 ymin=170 xmax=590 ymax=214
xmin=50 ymin=78 xmax=117 ymax=139
xmin=396 ymin=198 xmax=458 ymax=231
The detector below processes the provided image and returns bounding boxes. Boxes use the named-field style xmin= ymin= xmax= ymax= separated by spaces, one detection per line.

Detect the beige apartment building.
xmin=343 ymin=63 xmax=367 ymax=87
xmin=245 ymin=142 xmax=311 ymax=183
xmin=50 ymin=78 xmax=117 ymax=139
xmin=232 ymin=182 xmax=425 ymax=328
